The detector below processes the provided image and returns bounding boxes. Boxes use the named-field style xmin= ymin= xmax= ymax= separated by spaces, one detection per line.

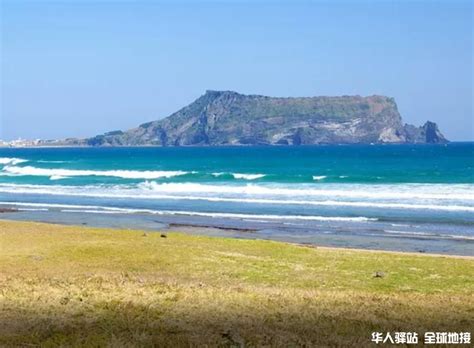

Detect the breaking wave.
xmin=232 ymin=173 xmax=266 ymax=180
xmin=0 ymin=182 xmax=473 ymax=212
xmin=37 ymin=160 xmax=70 ymax=164
xmin=0 ymin=201 xmax=376 ymax=222
xmin=137 ymin=181 xmax=474 ymax=201
xmin=3 ymin=165 xmax=190 ymax=179
xmin=50 ymin=175 xmax=70 ymax=180
xmin=0 ymin=157 xmax=27 ymax=165
xmin=312 ymin=175 xmax=327 ymax=181
xmin=211 ymin=172 xmax=266 ymax=180
xmin=382 ymin=230 xmax=474 ymax=241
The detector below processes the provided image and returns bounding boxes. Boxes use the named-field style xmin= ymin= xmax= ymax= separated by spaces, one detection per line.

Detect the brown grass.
xmin=0 ymin=220 xmax=473 ymax=347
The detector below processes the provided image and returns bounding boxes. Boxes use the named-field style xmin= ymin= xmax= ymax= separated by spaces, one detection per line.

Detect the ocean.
xmin=0 ymin=143 xmax=473 ymax=255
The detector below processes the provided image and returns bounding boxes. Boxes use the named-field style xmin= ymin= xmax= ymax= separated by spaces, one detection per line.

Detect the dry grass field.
xmin=0 ymin=220 xmax=473 ymax=347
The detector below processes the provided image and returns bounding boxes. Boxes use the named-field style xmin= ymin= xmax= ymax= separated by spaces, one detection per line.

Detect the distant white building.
xmin=0 ymin=138 xmax=43 ymax=147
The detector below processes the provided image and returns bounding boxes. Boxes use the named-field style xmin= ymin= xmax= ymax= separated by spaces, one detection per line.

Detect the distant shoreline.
xmin=3 ymin=142 xmax=473 ymax=150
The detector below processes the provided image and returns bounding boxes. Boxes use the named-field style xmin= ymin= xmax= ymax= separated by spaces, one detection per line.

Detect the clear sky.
xmin=1 ymin=0 xmax=472 ymax=141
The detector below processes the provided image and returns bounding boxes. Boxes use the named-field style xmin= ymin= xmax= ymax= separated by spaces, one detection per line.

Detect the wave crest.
xmin=0 ymin=201 xmax=376 ymax=222
xmin=313 ymin=175 xmax=327 ymax=181
xmin=0 ymin=182 xmax=473 ymax=212
xmin=0 ymin=157 xmax=27 ymax=165
xmin=3 ymin=165 xmax=189 ymax=179
xmin=137 ymin=182 xmax=474 ymax=201
xmin=232 ymin=173 xmax=266 ymax=180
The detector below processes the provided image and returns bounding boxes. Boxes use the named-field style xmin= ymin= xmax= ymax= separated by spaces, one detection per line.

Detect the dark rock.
xmin=160 ymin=233 xmax=167 ymax=238
xmin=403 ymin=121 xmax=448 ymax=143
xmin=373 ymin=271 xmax=385 ymax=278
xmin=0 ymin=208 xmax=18 ymax=213
xmin=423 ymin=121 xmax=447 ymax=143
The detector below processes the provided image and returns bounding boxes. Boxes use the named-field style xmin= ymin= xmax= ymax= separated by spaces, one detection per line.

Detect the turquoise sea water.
xmin=1 ymin=143 xmax=473 ymax=255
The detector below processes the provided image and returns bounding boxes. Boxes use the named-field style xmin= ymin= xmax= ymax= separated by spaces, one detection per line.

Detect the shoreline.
xmin=3 ymin=218 xmax=473 ymax=260
xmin=1 ymin=198 xmax=473 ymax=257
xmin=1 ymin=143 xmax=473 ymax=258
xmin=161 ymin=221 xmax=474 ymax=259
xmin=302 ymin=243 xmax=474 ymax=260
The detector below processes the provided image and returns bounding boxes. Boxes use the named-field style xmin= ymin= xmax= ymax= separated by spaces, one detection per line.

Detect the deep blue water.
xmin=1 ymin=143 xmax=473 ymax=255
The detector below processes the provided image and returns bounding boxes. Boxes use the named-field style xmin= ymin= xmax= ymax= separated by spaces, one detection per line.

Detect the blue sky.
xmin=1 ymin=0 xmax=472 ymax=141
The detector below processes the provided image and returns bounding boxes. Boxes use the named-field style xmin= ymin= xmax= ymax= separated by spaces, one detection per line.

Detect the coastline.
xmin=1 ymin=202 xmax=474 ymax=257
xmin=306 ymin=244 xmax=474 ymax=260
xmin=2 ymin=218 xmax=473 ymax=259
xmin=4 ymin=142 xmax=473 ymax=149
xmin=1 ymin=144 xmax=473 ymax=258
xmin=161 ymin=222 xmax=474 ymax=260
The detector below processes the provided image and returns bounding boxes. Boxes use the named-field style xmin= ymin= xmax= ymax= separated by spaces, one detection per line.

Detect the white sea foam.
xmin=212 ymin=172 xmax=266 ymax=180
xmin=18 ymin=208 xmax=49 ymax=212
xmin=383 ymin=230 xmax=474 ymax=241
xmin=384 ymin=230 xmax=438 ymax=236
xmin=0 ymin=201 xmax=376 ymax=222
xmin=0 ymin=184 xmax=473 ymax=212
xmin=50 ymin=175 xmax=70 ymax=180
xmin=312 ymin=175 xmax=327 ymax=181
xmin=447 ymin=235 xmax=474 ymax=241
xmin=61 ymin=209 xmax=125 ymax=214
xmin=137 ymin=182 xmax=474 ymax=201
xmin=37 ymin=160 xmax=70 ymax=164
xmin=0 ymin=172 xmax=20 ymax=177
xmin=0 ymin=201 xmax=106 ymax=209
xmin=232 ymin=173 xmax=266 ymax=180
xmin=155 ymin=211 xmax=376 ymax=222
xmin=0 ymin=157 xmax=27 ymax=165
xmin=3 ymin=165 xmax=189 ymax=179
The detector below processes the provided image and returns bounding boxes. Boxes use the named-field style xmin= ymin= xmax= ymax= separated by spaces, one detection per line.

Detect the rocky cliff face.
xmin=71 ymin=90 xmax=447 ymax=146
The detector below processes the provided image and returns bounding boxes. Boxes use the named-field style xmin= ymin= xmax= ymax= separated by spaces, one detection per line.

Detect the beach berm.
xmin=0 ymin=220 xmax=473 ymax=347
